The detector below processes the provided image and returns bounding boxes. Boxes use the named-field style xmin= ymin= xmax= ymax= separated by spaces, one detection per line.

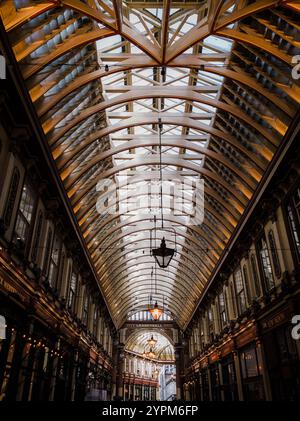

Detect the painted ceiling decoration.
xmin=1 ymin=0 xmax=299 ymax=329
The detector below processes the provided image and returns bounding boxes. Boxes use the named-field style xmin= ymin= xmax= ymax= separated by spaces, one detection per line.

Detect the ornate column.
xmin=111 ymin=337 xmax=118 ymax=399
xmin=15 ymin=318 xmax=34 ymax=401
xmin=207 ymin=367 xmax=213 ymax=401
xmin=233 ymin=349 xmax=244 ymax=401
xmin=88 ymin=301 xmax=95 ymax=334
xmin=117 ymin=343 xmax=125 ymax=399
xmin=174 ymin=344 xmax=184 ymax=400
xmin=70 ymin=348 xmax=79 ymax=401
xmin=76 ymin=279 xmax=85 ymax=321
xmin=60 ymin=256 xmax=72 ymax=301
xmin=141 ymin=383 xmax=144 ymax=400
xmin=256 ymin=338 xmax=272 ymax=400
xmin=49 ymin=336 xmax=61 ymax=401
xmin=218 ymin=360 xmax=225 ymax=401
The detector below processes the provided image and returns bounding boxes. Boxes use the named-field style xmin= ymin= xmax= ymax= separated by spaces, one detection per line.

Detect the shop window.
xmin=83 ymin=294 xmax=89 ymax=326
xmin=210 ymin=363 xmax=221 ymax=401
xmin=241 ymin=346 xmax=260 ymax=378
xmin=250 ymin=254 xmax=261 ymax=297
xmin=31 ymin=211 xmax=43 ymax=263
xmin=56 ymin=252 xmax=65 ymax=293
xmin=14 ymin=182 xmax=35 ymax=245
xmin=200 ymin=319 xmax=205 ymax=349
xmin=275 ymin=324 xmax=298 ymax=364
xmin=3 ymin=167 xmax=20 ymax=228
xmin=93 ymin=308 xmax=98 ymax=336
xmin=42 ymin=228 xmax=53 ymax=274
xmin=68 ymin=271 xmax=77 ymax=312
xmin=230 ymin=282 xmax=237 ymax=317
xmin=221 ymin=357 xmax=238 ymax=401
xmin=286 ymin=185 xmax=300 ymax=263
xmin=200 ymin=369 xmax=210 ymax=401
xmin=218 ymin=290 xmax=227 ymax=329
xmin=268 ymin=230 xmax=281 ymax=278
xmin=240 ymin=344 xmax=265 ymax=401
xmin=48 ymin=232 xmax=61 ymax=289
xmin=257 ymin=235 xmax=275 ymax=292
xmin=242 ymin=265 xmax=251 ymax=303
xmin=234 ymin=267 xmax=247 ymax=314
xmin=207 ymin=308 xmax=214 ymax=342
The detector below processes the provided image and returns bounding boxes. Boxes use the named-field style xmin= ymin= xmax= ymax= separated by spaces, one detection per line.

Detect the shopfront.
xmin=239 ymin=342 xmax=265 ymax=401
xmin=220 ymin=354 xmax=238 ymax=401
xmin=260 ymin=303 xmax=300 ymax=400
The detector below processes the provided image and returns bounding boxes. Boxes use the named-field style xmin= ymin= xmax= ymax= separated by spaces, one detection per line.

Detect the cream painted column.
xmin=108 ymin=334 xmax=112 ymax=357
xmin=70 ymin=349 xmax=79 ymax=401
xmin=218 ymin=362 xmax=225 ymax=401
xmin=97 ymin=314 xmax=102 ymax=344
xmin=89 ymin=302 xmax=95 ymax=334
xmin=207 ymin=367 xmax=213 ymax=401
xmin=174 ymin=344 xmax=184 ymax=400
xmin=60 ymin=257 xmax=72 ymax=301
xmin=257 ymin=339 xmax=272 ymax=400
xmin=133 ymin=383 xmax=136 ymax=401
xmin=156 ymin=385 xmax=160 ymax=401
xmin=103 ymin=326 xmax=108 ymax=352
xmin=141 ymin=384 xmax=144 ymax=400
xmin=233 ymin=350 xmax=244 ymax=401
xmin=202 ymin=315 xmax=209 ymax=346
xmin=16 ymin=320 xmax=34 ymax=401
xmin=212 ymin=302 xmax=220 ymax=335
xmin=117 ymin=344 xmax=125 ymax=398
xmin=49 ymin=337 xmax=61 ymax=401
xmin=227 ymin=276 xmax=236 ymax=320
xmin=276 ymin=206 xmax=295 ymax=273
xmin=111 ymin=337 xmax=118 ymax=399
xmin=76 ymin=280 xmax=85 ymax=321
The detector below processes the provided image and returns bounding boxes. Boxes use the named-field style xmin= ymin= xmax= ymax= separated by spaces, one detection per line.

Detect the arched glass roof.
xmin=2 ymin=0 xmax=299 ymax=329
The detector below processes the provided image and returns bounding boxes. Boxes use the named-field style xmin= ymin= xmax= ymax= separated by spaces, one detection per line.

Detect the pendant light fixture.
xmin=149 ymin=301 xmax=163 ymax=321
xmin=151 ymin=118 xmax=175 ymax=268
xmin=147 ymin=348 xmax=156 ymax=359
xmin=152 ymin=237 xmax=175 ymax=269
xmin=147 ymin=335 xmax=157 ymax=347
xmin=148 ymin=266 xmax=163 ymax=321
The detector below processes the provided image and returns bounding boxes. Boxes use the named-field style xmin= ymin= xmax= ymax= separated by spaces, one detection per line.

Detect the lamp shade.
xmin=152 ymin=237 xmax=174 ymax=268
xmin=149 ymin=301 xmax=163 ymax=321
xmin=147 ymin=348 xmax=156 ymax=359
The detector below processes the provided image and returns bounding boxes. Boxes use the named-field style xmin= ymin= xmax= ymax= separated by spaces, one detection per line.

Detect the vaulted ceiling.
xmin=1 ymin=0 xmax=299 ymax=329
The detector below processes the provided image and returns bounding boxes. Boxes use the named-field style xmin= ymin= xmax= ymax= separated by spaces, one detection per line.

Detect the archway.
xmin=123 ymin=329 xmax=176 ymax=401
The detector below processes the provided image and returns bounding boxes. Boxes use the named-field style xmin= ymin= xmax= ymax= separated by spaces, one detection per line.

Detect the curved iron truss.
xmin=1 ymin=0 xmax=299 ymax=328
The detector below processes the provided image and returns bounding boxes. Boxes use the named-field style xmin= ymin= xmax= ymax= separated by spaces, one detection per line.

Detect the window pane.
xmin=258 ymin=236 xmax=275 ymax=292
xmin=15 ymin=183 xmax=35 ymax=243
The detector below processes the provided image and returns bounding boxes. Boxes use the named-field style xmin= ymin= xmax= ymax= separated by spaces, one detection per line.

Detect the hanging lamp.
xmin=150 ymin=118 xmax=175 ymax=268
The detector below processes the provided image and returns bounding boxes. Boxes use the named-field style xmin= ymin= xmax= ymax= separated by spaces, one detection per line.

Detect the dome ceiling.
xmin=2 ymin=0 xmax=299 ymax=328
